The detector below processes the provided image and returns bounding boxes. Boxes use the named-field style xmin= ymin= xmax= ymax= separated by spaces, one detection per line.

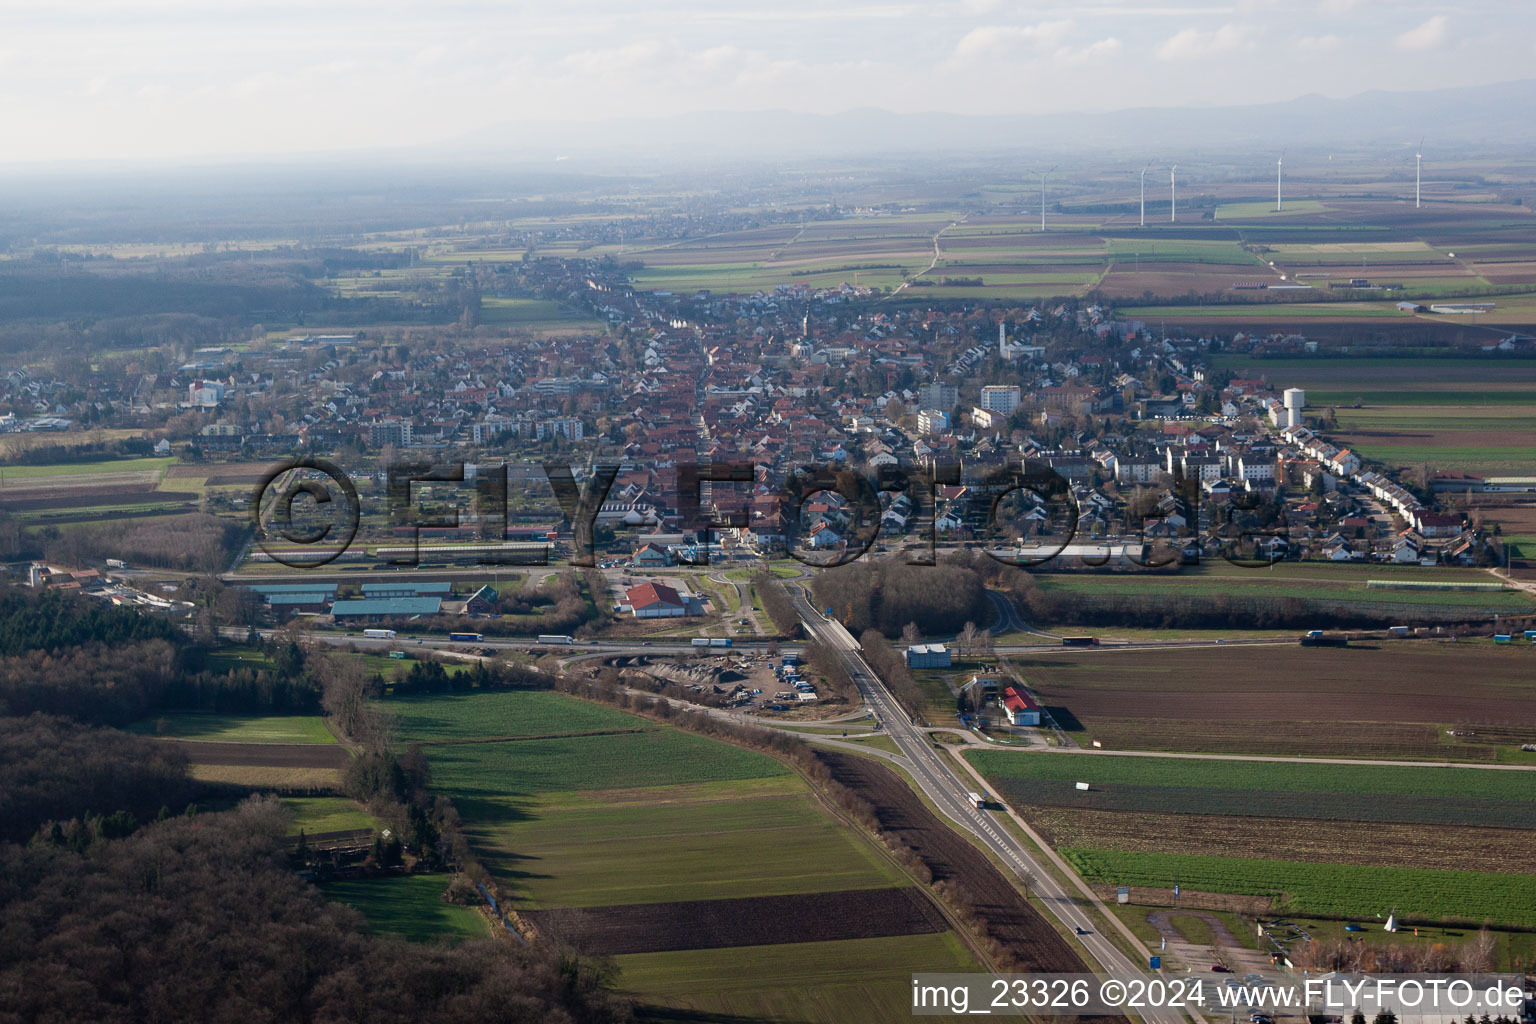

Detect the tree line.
xmin=810 ymin=555 xmax=988 ymax=637
xmin=43 ymin=512 xmax=246 ymax=575
xmin=752 ymin=571 xmax=802 ymax=638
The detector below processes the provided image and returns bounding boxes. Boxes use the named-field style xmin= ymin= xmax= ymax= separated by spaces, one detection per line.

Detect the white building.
xmin=980 ymin=385 xmax=1022 ymax=416
xmin=917 ymin=409 xmax=949 ymax=435
xmin=187 ymin=379 xmax=225 ymax=409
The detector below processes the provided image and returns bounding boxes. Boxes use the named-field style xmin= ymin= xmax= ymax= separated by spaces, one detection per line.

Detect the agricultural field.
xmin=140 ymin=714 xmax=352 ymax=791
xmin=390 ymin=688 xmax=972 ymax=1022
xmin=0 ymin=456 xmax=192 ymax=515
xmin=128 ymin=712 xmax=336 ymax=744
xmin=320 ymin=875 xmax=489 ymax=943
xmin=616 ymin=933 xmax=978 ymax=1023
xmin=1025 ymin=562 xmax=1534 ymax=619
xmin=281 ymin=796 xmax=375 ymax=835
xmin=970 ymin=749 xmax=1536 ymax=925
xmin=1061 ymin=849 xmax=1536 ymax=926
xmin=1327 ymin=405 xmax=1536 ymax=475
xmin=1210 ymin=355 xmax=1536 ymax=406
xmin=1006 ymin=640 xmax=1536 ymax=760
xmin=386 ymin=690 xmax=645 ymax=744
xmin=1209 ymin=355 xmax=1536 ymax=475
xmin=478 ymin=296 xmax=599 ymax=330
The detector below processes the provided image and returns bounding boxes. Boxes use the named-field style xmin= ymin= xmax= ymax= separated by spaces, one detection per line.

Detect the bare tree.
xmin=957 ymin=621 xmax=978 ymax=657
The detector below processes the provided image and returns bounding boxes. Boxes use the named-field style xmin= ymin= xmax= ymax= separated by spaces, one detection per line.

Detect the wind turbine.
xmin=1038 ymin=166 xmax=1057 ymax=232
xmin=1276 ymin=151 xmax=1284 ymax=212
xmin=1140 ymin=161 xmax=1154 ymax=228
xmin=1170 ymin=164 xmax=1178 ymax=223
xmin=1415 ymin=137 xmax=1424 ymax=208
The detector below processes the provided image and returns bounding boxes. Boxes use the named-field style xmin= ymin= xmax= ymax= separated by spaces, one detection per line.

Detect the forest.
xmin=810 ymin=554 xmax=989 ymax=637
xmin=0 ymin=586 xmax=633 ymax=1022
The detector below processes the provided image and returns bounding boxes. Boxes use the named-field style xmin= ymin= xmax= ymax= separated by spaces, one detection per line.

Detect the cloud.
xmin=1394 ymin=14 xmax=1447 ymax=50
xmin=1155 ymin=23 xmax=1250 ymax=60
xmin=1054 ymin=37 xmax=1123 ymax=64
xmin=1298 ymin=33 xmax=1341 ymax=50
xmin=954 ymin=20 xmax=1073 ymax=57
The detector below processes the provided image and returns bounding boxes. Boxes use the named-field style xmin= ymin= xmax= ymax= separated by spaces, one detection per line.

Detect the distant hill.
xmin=461 ymin=78 xmax=1536 ymax=161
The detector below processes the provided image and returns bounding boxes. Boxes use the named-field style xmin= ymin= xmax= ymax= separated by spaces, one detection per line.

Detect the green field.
xmin=478 ymin=296 xmax=595 ymax=326
xmin=203 ymin=645 xmax=277 ymax=673
xmin=1216 ymin=200 xmax=1326 ymax=218
xmin=1063 ymin=848 xmax=1536 ymax=925
xmin=619 ymin=932 xmax=979 ymax=1023
xmin=966 ymin=750 xmax=1536 ymax=801
xmin=321 ymin=875 xmax=489 ymax=943
xmin=1028 ymin=565 xmax=1532 ymax=613
xmin=422 ymin=725 xmax=788 ymax=796
xmin=283 ymin=796 xmax=375 ymax=835
xmin=484 ymin=776 xmax=906 ymax=908
xmin=0 ymin=456 xmax=174 ymax=479
xmin=128 ymin=713 xmax=337 ymax=744
xmin=393 ymin=688 xmax=959 ymax=1020
xmin=386 ymin=690 xmax=645 ymax=744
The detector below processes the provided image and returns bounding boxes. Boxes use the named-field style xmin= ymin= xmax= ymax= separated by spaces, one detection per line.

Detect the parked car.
xmin=1210 ymin=964 xmax=1230 ymax=973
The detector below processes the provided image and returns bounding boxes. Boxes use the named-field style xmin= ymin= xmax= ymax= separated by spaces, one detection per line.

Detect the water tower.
xmin=1283 ymin=388 xmax=1306 ymax=427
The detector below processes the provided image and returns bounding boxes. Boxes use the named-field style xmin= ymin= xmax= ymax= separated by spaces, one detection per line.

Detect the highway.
xmin=784 ymin=589 xmax=1192 ymax=1024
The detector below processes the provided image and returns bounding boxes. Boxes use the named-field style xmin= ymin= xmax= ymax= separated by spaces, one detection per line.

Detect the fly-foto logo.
xmin=249 ymin=457 xmax=1283 ymax=571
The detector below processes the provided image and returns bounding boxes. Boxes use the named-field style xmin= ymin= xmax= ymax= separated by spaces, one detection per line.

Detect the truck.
xmin=1387 ymin=626 xmax=1411 ymax=638
xmin=1061 ymin=636 xmax=1099 ymax=647
xmin=362 ymin=628 xmax=397 ymax=639
xmin=536 ymin=634 xmax=574 ymax=645
xmin=448 ymin=632 xmax=483 ymax=643
xmin=691 ymin=637 xmax=712 ymax=647
xmin=1300 ymin=632 xmax=1349 ymax=648
xmin=709 ymin=637 xmax=732 ymax=648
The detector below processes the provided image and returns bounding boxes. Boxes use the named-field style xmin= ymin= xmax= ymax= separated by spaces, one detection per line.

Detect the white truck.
xmin=690 ymin=637 xmax=712 ymax=647
xmin=363 ymin=628 xmax=397 ymax=639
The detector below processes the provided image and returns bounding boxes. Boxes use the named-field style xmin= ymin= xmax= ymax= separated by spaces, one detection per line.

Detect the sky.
xmin=1 ymin=0 xmax=1530 ymax=163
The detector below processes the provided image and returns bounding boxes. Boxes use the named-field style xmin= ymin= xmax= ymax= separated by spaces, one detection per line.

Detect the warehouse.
xmin=330 ymin=597 xmax=442 ymax=621
xmin=243 ymin=582 xmax=337 ymax=615
xmin=625 ymin=582 xmax=689 ymax=618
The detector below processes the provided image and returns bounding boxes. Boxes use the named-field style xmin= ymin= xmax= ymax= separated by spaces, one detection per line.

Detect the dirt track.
xmin=524 ymin=886 xmax=947 ymax=955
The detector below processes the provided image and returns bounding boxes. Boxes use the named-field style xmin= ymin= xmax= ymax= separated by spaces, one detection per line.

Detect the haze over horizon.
xmin=4 ymin=0 xmax=1534 ymax=164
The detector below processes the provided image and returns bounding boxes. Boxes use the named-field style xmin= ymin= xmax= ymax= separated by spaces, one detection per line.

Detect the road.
xmin=785 ymin=589 xmax=1190 ymax=1024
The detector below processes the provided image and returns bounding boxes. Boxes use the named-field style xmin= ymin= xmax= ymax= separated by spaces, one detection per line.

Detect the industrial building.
xmin=625 ymin=582 xmax=689 ymax=618
xmin=330 ymin=597 xmax=442 ymax=620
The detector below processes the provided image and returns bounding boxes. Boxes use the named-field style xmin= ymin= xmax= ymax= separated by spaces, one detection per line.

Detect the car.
xmin=642 ymin=641 xmax=652 ymax=646
xmin=1210 ymin=964 xmax=1230 ymax=973
xmin=1074 ymin=926 xmax=1089 ymax=935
